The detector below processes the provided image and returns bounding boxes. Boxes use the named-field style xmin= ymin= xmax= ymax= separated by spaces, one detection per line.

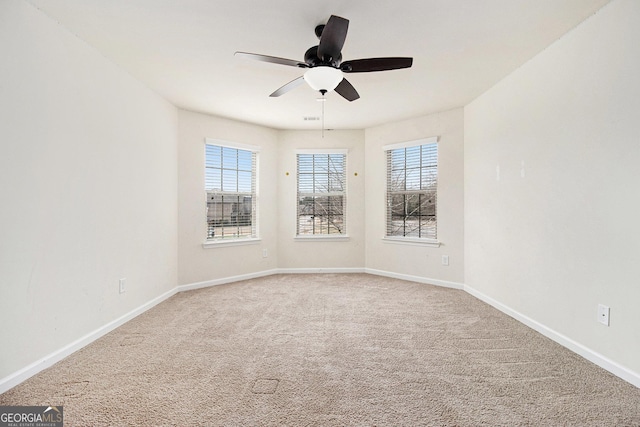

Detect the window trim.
xmin=205 ymin=138 xmax=261 ymax=153
xmin=382 ymin=236 xmax=440 ymax=247
xmin=296 ymin=148 xmax=348 ymax=155
xmin=381 ymin=136 xmax=438 ymax=152
xmin=294 ymin=235 xmax=350 ymax=241
xmin=203 ymin=138 xmax=260 ymax=246
xmin=383 ymin=136 xmax=440 ymax=245
xmin=202 ymin=237 xmax=261 ymax=249
xmin=295 ymin=148 xmax=348 ymax=239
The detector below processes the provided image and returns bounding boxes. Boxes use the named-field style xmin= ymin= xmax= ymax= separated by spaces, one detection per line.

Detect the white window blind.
xmin=205 ymin=143 xmax=257 ymax=241
xmin=296 ymin=152 xmax=346 ymax=236
xmin=386 ymin=140 xmax=438 ymax=239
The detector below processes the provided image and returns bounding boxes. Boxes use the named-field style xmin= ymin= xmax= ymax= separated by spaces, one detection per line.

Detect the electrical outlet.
xmin=597 ymin=304 xmax=610 ymax=326
xmin=262 ymin=249 xmax=268 ymax=258
xmin=119 ymin=278 xmax=126 ymax=294
xmin=442 ymin=255 xmax=449 ymax=266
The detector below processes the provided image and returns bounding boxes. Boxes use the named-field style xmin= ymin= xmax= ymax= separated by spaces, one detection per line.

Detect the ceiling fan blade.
xmin=317 ymin=15 xmax=349 ymax=62
xmin=334 ymin=78 xmax=360 ymax=102
xmin=235 ymin=52 xmax=308 ymax=68
xmin=270 ymin=76 xmax=306 ymax=97
xmin=341 ymin=57 xmax=413 ymax=73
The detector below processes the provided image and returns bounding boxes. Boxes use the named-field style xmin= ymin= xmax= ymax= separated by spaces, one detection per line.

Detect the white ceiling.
xmin=27 ymin=0 xmax=610 ymax=130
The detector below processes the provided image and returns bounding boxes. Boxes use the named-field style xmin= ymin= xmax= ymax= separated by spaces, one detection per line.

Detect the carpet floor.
xmin=1 ymin=274 xmax=639 ymax=426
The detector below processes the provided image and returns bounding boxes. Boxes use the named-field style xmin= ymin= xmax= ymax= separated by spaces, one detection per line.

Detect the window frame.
xmin=203 ymin=138 xmax=261 ymax=248
xmin=382 ymin=137 xmax=440 ymax=247
xmin=295 ymin=148 xmax=349 ymax=240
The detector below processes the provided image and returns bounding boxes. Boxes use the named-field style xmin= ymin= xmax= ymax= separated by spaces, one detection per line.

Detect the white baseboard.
xmin=4 ymin=269 xmax=638 ymax=394
xmin=464 ymin=284 xmax=640 ymax=389
xmin=277 ymin=267 xmax=366 ymax=274
xmin=176 ymin=269 xmax=279 ymax=292
xmin=365 ymin=268 xmax=465 ymax=290
xmin=0 ymin=287 xmax=177 ymax=395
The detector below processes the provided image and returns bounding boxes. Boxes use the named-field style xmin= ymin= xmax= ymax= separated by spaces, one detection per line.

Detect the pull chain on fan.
xmin=317 ymin=91 xmax=327 ymax=138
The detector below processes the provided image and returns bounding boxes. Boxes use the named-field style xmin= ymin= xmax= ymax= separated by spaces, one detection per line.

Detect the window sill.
xmin=382 ymin=237 xmax=441 ymax=247
xmin=294 ymin=235 xmax=350 ymax=241
xmin=202 ymin=238 xmax=261 ymax=249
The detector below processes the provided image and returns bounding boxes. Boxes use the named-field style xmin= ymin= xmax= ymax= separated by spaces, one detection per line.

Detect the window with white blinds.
xmin=385 ymin=138 xmax=438 ymax=240
xmin=205 ymin=141 xmax=258 ymax=241
xmin=296 ymin=151 xmax=347 ymax=236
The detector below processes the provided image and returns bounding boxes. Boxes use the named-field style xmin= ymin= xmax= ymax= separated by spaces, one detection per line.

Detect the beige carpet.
xmin=2 ymin=274 xmax=639 ymax=426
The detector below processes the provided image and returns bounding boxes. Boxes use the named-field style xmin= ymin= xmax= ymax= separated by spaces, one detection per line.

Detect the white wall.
xmin=178 ymin=110 xmax=279 ymax=285
xmin=465 ymin=0 xmax=640 ymax=376
xmin=365 ymin=109 xmax=465 ymax=286
xmin=6 ymin=0 xmax=637 ymax=391
xmin=0 ymin=1 xmax=178 ymax=379
xmin=277 ymin=130 xmax=366 ymax=270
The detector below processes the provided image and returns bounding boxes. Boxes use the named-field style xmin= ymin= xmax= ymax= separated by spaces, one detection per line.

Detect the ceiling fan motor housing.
xmin=304 ymin=46 xmax=342 ymax=68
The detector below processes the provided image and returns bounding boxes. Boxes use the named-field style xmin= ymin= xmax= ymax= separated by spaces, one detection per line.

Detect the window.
xmin=296 ymin=150 xmax=347 ymax=236
xmin=385 ymin=138 xmax=438 ymax=241
xmin=205 ymin=140 xmax=258 ymax=242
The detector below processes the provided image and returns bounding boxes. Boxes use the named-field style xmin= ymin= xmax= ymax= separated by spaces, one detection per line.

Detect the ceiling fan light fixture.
xmin=303 ymin=66 xmax=343 ymax=92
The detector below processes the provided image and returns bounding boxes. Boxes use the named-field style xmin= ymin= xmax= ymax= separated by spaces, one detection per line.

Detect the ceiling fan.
xmin=235 ymin=15 xmax=413 ymax=101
